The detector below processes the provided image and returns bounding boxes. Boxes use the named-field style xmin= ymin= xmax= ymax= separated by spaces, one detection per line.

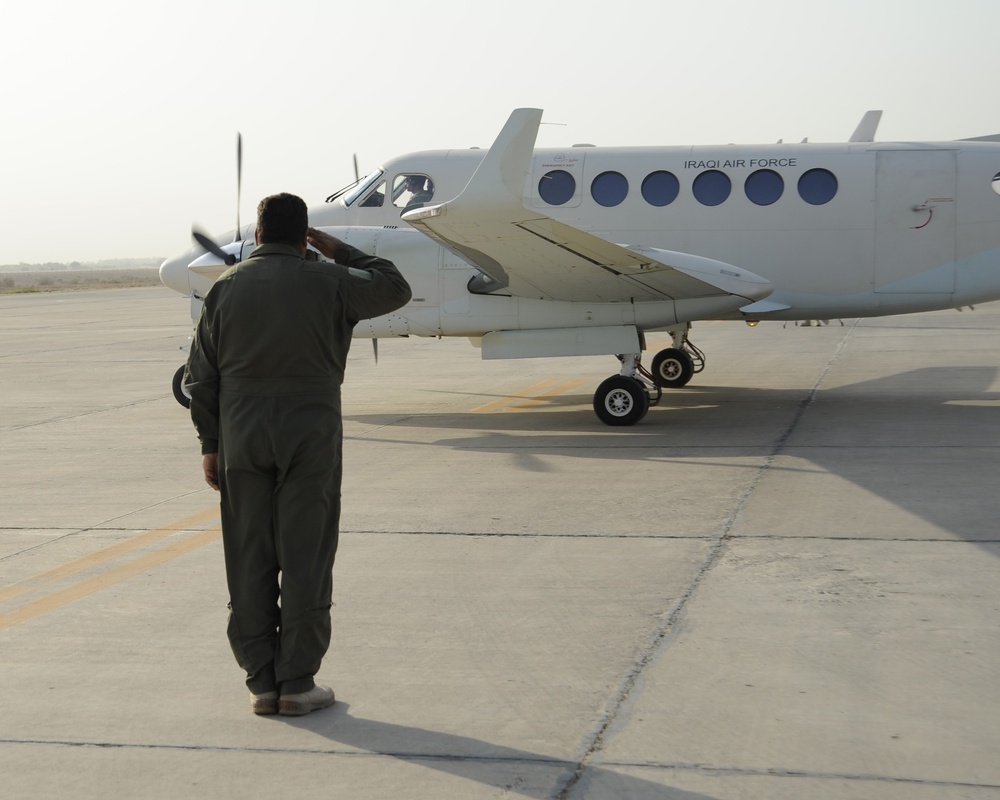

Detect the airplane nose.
xmin=159 ymin=250 xmax=193 ymax=294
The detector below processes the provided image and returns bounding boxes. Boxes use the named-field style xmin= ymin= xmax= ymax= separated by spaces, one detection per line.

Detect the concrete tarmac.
xmin=1 ymin=286 xmax=998 ymax=799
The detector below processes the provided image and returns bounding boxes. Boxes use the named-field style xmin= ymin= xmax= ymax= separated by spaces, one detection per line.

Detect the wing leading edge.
xmin=403 ymin=108 xmax=773 ymax=309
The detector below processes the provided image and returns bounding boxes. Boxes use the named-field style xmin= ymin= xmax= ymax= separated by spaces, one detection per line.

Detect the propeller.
xmin=234 ymin=132 xmax=242 ymax=242
xmin=192 ymin=228 xmax=237 ymax=265
xmin=190 ymin=132 xmax=244 ymax=265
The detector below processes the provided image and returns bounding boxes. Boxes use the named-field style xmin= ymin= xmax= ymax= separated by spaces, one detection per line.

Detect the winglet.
xmin=475 ymin=107 xmax=542 ymax=202
xmin=849 ymin=110 xmax=882 ymax=143
xmin=402 ymin=109 xmax=543 ymax=288
xmin=408 ymin=108 xmax=542 ymax=215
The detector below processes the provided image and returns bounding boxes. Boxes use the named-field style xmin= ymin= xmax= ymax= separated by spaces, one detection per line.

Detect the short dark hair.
xmin=256 ymin=193 xmax=308 ymax=246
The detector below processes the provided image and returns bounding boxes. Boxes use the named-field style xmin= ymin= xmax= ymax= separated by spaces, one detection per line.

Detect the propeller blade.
xmin=234 ymin=132 xmax=243 ymax=243
xmin=353 ymin=153 xmax=359 ymax=182
xmin=372 ymin=338 xmax=379 ymax=364
xmin=192 ymin=228 xmax=237 ymax=266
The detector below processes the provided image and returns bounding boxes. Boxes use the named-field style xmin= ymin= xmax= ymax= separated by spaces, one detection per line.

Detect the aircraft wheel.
xmin=172 ymin=364 xmax=192 ymax=409
xmin=593 ymin=376 xmax=649 ymax=426
xmin=650 ymin=347 xmax=694 ymax=388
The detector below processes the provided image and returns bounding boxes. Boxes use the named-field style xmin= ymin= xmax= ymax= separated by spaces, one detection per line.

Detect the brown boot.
xmin=250 ymin=690 xmax=278 ymax=715
xmin=278 ymin=685 xmax=335 ymax=716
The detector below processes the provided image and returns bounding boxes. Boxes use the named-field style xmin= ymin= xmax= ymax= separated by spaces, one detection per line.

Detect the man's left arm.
xmin=185 ymin=299 xmax=222 ymax=460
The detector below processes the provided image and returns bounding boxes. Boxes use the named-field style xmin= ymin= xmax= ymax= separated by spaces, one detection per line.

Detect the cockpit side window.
xmin=392 ymin=174 xmax=435 ymax=210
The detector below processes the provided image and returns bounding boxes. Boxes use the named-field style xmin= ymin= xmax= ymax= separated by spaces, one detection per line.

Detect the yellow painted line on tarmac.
xmin=509 ymin=379 xmax=587 ymax=410
xmin=471 ymin=379 xmax=562 ymax=413
xmin=0 ymin=525 xmax=221 ymax=632
xmin=0 ymin=507 xmax=220 ymax=603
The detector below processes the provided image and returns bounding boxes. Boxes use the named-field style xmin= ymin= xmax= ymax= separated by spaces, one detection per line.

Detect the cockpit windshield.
xmin=329 ymin=169 xmax=385 ymax=206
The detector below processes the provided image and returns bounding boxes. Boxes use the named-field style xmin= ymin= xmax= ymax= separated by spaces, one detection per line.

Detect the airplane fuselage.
xmin=325 ymin=142 xmax=999 ymax=333
xmin=164 ymin=139 xmax=1000 ymax=335
xmin=159 ymin=110 xmax=1000 ymax=423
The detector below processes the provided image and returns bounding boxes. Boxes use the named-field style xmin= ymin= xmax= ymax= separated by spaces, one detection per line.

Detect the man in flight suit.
xmin=185 ymin=193 xmax=411 ymax=716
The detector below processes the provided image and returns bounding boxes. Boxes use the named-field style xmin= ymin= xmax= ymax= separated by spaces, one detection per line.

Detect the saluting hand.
xmin=306 ymin=228 xmax=344 ymax=260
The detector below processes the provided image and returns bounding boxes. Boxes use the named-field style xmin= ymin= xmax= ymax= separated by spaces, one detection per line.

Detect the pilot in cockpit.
xmin=401 ymin=174 xmax=434 ymax=210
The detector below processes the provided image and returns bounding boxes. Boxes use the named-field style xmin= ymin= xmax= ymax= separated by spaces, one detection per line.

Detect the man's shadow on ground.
xmin=268 ymin=702 xmax=718 ymax=799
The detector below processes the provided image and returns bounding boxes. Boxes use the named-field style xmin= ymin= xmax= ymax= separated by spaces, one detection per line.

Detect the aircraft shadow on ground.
xmin=269 ymin=703 xmax=718 ymax=800
xmin=344 ymin=366 xmax=1000 ymax=548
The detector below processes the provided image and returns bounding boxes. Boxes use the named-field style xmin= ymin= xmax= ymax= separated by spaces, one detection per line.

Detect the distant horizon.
xmin=0 ymin=258 xmax=163 ymax=273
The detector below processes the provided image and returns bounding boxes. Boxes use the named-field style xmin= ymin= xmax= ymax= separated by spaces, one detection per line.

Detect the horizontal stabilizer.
xmin=961 ymin=133 xmax=1000 ymax=142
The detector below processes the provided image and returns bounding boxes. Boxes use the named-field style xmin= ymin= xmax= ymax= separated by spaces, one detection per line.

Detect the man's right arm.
xmin=308 ymin=228 xmax=412 ymax=321
xmin=338 ymin=244 xmax=412 ymax=322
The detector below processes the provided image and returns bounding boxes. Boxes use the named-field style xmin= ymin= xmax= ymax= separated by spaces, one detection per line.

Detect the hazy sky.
xmin=1 ymin=0 xmax=996 ymax=264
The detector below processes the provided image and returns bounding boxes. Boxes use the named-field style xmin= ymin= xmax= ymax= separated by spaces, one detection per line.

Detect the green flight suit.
xmin=185 ymin=242 xmax=411 ymax=695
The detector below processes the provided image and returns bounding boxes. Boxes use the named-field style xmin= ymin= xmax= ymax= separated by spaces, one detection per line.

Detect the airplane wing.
xmin=403 ymin=109 xmax=773 ymax=309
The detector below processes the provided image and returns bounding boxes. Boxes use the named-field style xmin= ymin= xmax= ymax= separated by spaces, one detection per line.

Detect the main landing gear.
xmin=593 ymin=355 xmax=661 ymax=426
xmin=592 ymin=331 xmax=705 ymax=426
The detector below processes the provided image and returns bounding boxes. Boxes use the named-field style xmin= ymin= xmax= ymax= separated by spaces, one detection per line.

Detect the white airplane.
xmin=159 ymin=108 xmax=1000 ymax=425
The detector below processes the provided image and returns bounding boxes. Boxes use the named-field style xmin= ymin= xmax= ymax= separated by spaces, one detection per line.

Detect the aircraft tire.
xmin=593 ymin=376 xmax=649 ymax=426
xmin=172 ymin=364 xmax=192 ymax=409
xmin=650 ymin=347 xmax=694 ymax=388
